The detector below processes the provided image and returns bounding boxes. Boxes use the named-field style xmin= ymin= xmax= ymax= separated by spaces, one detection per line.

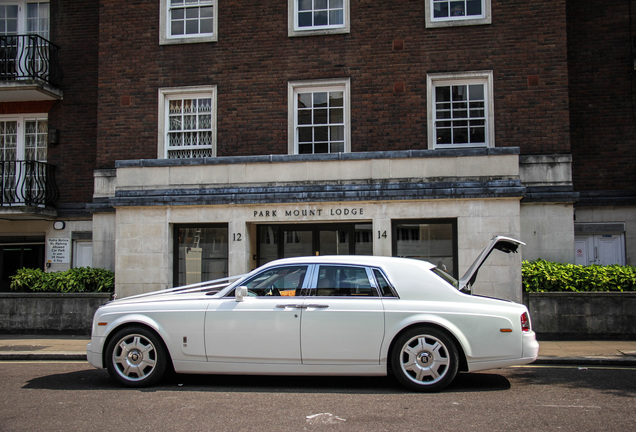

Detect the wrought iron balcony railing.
xmin=0 ymin=35 xmax=61 ymax=87
xmin=1 ymin=160 xmax=59 ymax=207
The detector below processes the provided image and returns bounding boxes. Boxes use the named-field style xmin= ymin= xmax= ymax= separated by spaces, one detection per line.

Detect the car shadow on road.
xmin=505 ymin=366 xmax=636 ymax=398
xmin=23 ymin=368 xmax=510 ymax=394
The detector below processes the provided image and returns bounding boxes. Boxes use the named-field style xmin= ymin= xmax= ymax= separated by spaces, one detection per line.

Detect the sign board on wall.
xmin=47 ymin=238 xmax=71 ymax=264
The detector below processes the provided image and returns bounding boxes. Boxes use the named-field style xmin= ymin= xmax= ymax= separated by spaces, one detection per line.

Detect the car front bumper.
xmin=86 ymin=341 xmax=103 ymax=369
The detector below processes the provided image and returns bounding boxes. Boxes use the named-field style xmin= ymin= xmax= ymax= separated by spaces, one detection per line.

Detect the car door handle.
xmin=305 ymin=304 xmax=329 ymax=309
xmin=276 ymin=304 xmax=306 ymax=309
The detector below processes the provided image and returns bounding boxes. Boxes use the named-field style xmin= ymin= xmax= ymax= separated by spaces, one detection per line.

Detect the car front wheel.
xmin=391 ymin=326 xmax=459 ymax=392
xmin=105 ymin=326 xmax=168 ymax=387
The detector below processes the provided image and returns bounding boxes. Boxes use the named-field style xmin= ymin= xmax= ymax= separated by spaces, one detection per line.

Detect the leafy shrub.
xmin=522 ymin=259 xmax=636 ymax=292
xmin=10 ymin=267 xmax=114 ymax=293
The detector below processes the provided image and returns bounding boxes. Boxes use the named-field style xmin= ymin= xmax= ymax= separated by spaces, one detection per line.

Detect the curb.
xmin=0 ymin=353 xmax=87 ymax=361
xmin=533 ymin=356 xmax=636 ymax=367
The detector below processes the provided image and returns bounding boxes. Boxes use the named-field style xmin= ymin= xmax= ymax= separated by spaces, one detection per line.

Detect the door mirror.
xmin=235 ymin=286 xmax=248 ymax=302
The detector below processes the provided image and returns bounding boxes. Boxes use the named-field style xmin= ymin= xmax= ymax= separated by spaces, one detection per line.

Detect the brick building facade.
xmin=0 ymin=1 xmax=633 ymax=300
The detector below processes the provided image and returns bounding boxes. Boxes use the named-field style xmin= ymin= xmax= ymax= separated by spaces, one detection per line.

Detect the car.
xmin=87 ymin=236 xmax=539 ymax=392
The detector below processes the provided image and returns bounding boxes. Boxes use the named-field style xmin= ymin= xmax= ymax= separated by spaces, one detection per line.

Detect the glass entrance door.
xmin=318 ymin=228 xmax=350 ymax=255
xmin=0 ymin=237 xmax=45 ymax=291
xmin=257 ymin=223 xmax=372 ymax=266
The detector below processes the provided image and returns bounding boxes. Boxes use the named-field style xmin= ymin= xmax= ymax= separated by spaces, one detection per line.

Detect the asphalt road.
xmin=1 ymin=362 xmax=635 ymax=431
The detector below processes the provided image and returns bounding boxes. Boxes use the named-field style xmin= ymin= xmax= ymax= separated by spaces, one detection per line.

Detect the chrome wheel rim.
xmin=399 ymin=334 xmax=450 ymax=385
xmin=112 ymin=334 xmax=157 ymax=382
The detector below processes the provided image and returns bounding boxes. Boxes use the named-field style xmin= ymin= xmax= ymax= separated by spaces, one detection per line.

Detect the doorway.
xmin=0 ymin=236 xmax=45 ymax=291
xmin=574 ymin=223 xmax=626 ymax=266
xmin=256 ymin=223 xmax=372 ymax=266
xmin=575 ymin=234 xmax=625 ymax=266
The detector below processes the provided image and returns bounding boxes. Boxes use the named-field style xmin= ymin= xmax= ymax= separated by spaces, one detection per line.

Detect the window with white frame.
xmin=289 ymin=0 xmax=349 ymax=37
xmin=0 ymin=115 xmax=48 ymax=162
xmin=425 ymin=0 xmax=491 ymax=28
xmin=0 ymin=115 xmax=48 ymax=204
xmin=0 ymin=2 xmax=50 ymax=78
xmin=159 ymin=87 xmax=216 ymax=159
xmin=160 ymin=0 xmax=217 ymax=45
xmin=288 ymin=79 xmax=350 ymax=154
xmin=427 ymin=71 xmax=494 ymax=149
xmin=0 ymin=1 xmax=49 ymax=37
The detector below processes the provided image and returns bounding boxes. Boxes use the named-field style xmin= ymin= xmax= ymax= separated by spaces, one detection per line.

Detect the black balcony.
xmin=1 ymin=160 xmax=59 ymax=208
xmin=0 ymin=34 xmax=62 ymax=89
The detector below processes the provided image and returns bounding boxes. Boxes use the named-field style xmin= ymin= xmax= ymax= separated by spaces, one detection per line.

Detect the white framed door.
xmin=0 ymin=1 xmax=50 ymax=80
xmin=575 ymin=234 xmax=625 ymax=266
xmin=73 ymin=241 xmax=92 ymax=268
xmin=0 ymin=2 xmax=49 ymax=37
xmin=0 ymin=115 xmax=47 ymax=204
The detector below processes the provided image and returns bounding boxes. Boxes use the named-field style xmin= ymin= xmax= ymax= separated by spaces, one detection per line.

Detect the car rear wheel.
xmin=391 ymin=326 xmax=459 ymax=392
xmin=105 ymin=326 xmax=168 ymax=387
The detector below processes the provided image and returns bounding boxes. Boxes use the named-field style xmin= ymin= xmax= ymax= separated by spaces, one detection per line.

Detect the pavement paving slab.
xmin=0 ymin=335 xmax=89 ymax=360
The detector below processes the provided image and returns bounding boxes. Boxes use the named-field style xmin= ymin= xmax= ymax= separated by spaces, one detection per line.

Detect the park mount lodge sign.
xmin=252 ymin=206 xmax=366 ymax=219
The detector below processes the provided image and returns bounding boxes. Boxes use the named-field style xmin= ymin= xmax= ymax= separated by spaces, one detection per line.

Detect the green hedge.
xmin=10 ymin=267 xmax=114 ymax=293
xmin=522 ymin=259 xmax=636 ymax=292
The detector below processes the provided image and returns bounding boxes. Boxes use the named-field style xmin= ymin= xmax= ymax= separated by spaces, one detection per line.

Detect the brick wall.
xmin=567 ymin=0 xmax=636 ymax=193
xmin=46 ymin=0 xmax=99 ymax=206
xmin=95 ymin=0 xmax=570 ymax=167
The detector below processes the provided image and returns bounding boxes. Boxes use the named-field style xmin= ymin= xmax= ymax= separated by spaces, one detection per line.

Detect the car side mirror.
xmin=235 ymin=286 xmax=248 ymax=302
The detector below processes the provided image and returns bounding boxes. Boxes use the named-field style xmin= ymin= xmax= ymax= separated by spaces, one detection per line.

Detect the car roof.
xmin=258 ymin=255 xmax=437 ymax=271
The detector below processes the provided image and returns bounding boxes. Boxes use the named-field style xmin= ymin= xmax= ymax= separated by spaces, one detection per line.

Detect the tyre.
xmin=105 ymin=326 xmax=168 ymax=387
xmin=390 ymin=326 xmax=459 ymax=392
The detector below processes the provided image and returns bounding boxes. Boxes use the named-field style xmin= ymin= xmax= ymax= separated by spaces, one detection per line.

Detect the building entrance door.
xmin=0 ymin=236 xmax=45 ymax=291
xmin=575 ymin=234 xmax=625 ymax=266
xmin=256 ymin=223 xmax=372 ymax=266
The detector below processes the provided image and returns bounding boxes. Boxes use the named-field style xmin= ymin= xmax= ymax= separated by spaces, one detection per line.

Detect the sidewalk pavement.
xmin=1 ymin=335 xmax=636 ymax=365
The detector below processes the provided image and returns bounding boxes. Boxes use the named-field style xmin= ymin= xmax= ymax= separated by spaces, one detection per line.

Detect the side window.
xmin=426 ymin=71 xmax=494 ymax=150
xmin=160 ymin=0 xmax=218 ymax=45
xmin=158 ymin=86 xmax=217 ymax=159
xmin=239 ymin=265 xmax=307 ymax=297
xmin=315 ymin=265 xmax=377 ymax=297
xmin=289 ymin=0 xmax=350 ymax=37
xmin=426 ymin=0 xmax=491 ymax=28
xmin=288 ymin=79 xmax=351 ymax=154
xmin=373 ymin=269 xmax=397 ymax=297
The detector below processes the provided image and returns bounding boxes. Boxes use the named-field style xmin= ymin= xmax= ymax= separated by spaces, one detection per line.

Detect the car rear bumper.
xmin=467 ymin=331 xmax=539 ymax=372
xmin=523 ymin=331 xmax=540 ymax=360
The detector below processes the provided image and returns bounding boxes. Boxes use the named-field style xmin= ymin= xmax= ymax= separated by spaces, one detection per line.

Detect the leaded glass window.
xmin=166 ymin=96 xmax=214 ymax=159
xmin=0 ymin=115 xmax=48 ymax=205
xmin=0 ymin=121 xmax=18 ymax=161
xmin=0 ymin=117 xmax=46 ymax=161
xmin=25 ymin=118 xmax=47 ymax=161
